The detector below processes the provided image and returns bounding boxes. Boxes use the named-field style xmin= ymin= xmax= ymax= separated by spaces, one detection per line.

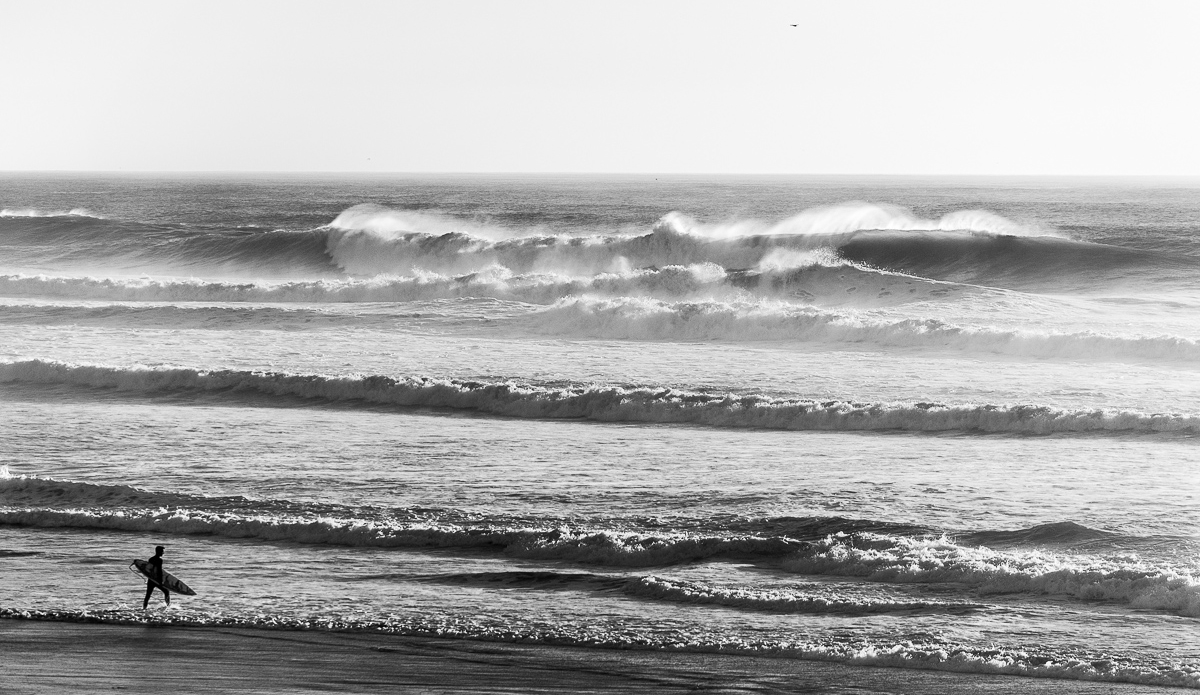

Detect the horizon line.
xmin=3 ymin=170 xmax=1200 ymax=180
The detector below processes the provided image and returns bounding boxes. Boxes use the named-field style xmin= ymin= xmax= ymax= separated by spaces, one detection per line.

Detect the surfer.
xmin=142 ymin=545 xmax=170 ymax=610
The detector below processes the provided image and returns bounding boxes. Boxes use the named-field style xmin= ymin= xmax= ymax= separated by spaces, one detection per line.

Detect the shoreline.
xmin=3 ymin=618 xmax=1193 ymax=694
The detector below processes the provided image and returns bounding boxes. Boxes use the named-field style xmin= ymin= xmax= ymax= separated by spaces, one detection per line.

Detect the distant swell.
xmin=963 ymin=521 xmax=1118 ymax=546
xmin=2 ymin=360 xmax=1196 ymax=434
xmin=532 ymin=297 xmax=1200 ymax=361
xmin=0 ymin=214 xmax=333 ymax=276
xmin=835 ymin=230 xmax=1179 ymax=288
xmin=4 ymin=289 xmax=1197 ymax=363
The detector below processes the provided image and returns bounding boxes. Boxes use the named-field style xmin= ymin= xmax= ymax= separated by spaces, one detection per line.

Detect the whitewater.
xmin=1 ymin=174 xmax=1197 ymax=690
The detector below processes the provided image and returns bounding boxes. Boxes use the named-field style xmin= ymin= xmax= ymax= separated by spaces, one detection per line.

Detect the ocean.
xmin=1 ymin=173 xmax=1197 ymax=689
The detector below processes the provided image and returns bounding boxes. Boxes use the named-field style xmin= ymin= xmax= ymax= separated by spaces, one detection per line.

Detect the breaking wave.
xmin=621 ymin=574 xmax=980 ymax=615
xmin=328 ymin=205 xmax=528 ymax=240
xmin=2 ymin=493 xmax=1196 ymax=616
xmin=5 ymin=501 xmax=1195 ymax=618
xmin=331 ymin=202 xmax=1056 ymax=241
xmin=321 ymin=203 xmax=1187 ymax=291
xmin=3 ymin=202 xmax=1184 ymax=292
xmin=785 ymin=532 xmax=1200 ymax=617
xmin=0 ymin=504 xmax=806 ymax=568
xmin=2 ymin=360 xmax=1197 ymax=434
xmin=0 ymin=208 xmax=101 ymax=218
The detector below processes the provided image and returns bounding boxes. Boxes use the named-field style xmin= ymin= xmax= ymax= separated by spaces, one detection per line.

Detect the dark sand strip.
xmin=1 ymin=620 xmax=1191 ymax=694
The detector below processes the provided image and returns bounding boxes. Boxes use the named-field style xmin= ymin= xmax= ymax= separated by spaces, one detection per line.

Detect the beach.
xmin=5 ymin=618 xmax=1193 ymax=695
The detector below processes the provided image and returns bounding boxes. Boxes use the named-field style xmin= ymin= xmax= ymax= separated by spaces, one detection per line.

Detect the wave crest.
xmin=624 ymin=575 xmax=979 ymax=615
xmin=0 ymin=207 xmax=101 ymax=219
xmin=657 ymin=203 xmax=1056 ymax=239
xmin=321 ymin=203 xmax=1076 ymax=279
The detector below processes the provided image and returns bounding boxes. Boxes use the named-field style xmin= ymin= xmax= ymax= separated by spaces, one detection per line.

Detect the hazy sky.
xmin=3 ymin=0 xmax=1198 ymax=174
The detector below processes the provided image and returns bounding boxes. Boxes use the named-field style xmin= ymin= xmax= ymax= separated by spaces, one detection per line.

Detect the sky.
xmin=2 ymin=0 xmax=1198 ymax=175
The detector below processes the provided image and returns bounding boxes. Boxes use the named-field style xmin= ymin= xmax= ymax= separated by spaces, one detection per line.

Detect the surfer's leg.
xmin=143 ymin=582 xmax=154 ymax=609
xmin=162 ymin=587 xmax=170 ymax=605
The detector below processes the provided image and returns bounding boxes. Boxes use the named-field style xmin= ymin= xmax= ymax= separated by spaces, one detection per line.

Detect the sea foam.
xmin=0 ymin=208 xmax=100 ymax=218
xmin=785 ymin=532 xmax=1200 ymax=617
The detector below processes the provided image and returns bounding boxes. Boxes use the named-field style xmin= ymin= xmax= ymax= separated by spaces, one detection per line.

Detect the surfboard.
xmin=130 ymin=559 xmax=197 ymax=596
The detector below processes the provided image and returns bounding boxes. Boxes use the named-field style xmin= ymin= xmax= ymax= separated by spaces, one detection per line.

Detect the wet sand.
xmin=1 ymin=619 xmax=1190 ymax=695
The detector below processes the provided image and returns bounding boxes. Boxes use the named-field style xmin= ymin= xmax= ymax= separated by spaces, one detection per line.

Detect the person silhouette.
xmin=142 ymin=545 xmax=170 ymax=610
